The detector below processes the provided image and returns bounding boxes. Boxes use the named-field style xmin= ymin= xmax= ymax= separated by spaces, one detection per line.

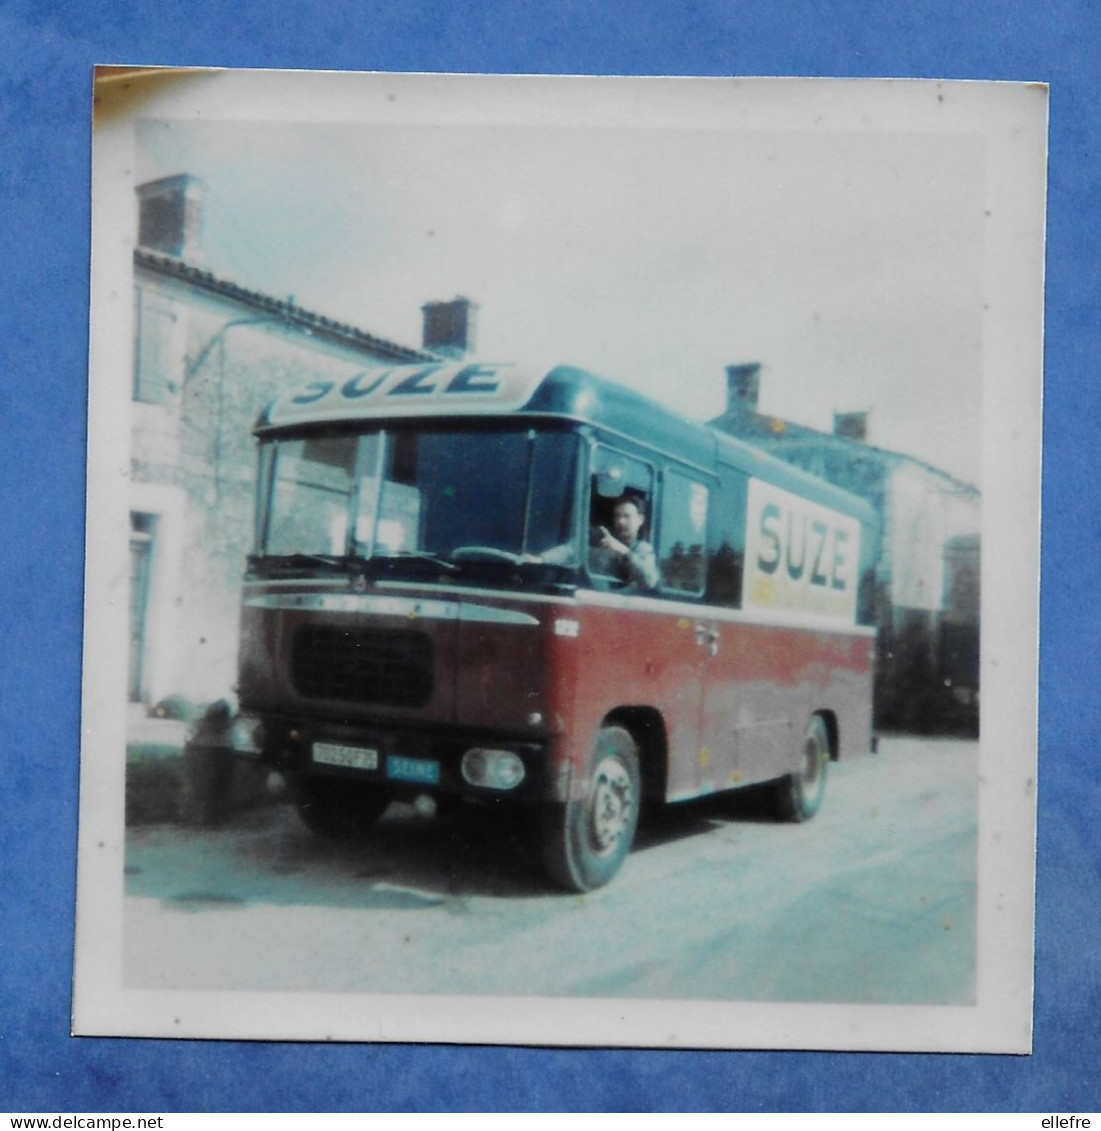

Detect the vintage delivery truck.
xmin=230 ymin=361 xmax=878 ymax=890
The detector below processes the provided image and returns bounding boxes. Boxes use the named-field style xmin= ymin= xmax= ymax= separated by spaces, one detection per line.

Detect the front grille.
xmin=291 ymin=626 xmax=434 ymax=707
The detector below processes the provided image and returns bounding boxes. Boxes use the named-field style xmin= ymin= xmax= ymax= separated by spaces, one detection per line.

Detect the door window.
xmin=587 ymin=446 xmax=655 ymax=589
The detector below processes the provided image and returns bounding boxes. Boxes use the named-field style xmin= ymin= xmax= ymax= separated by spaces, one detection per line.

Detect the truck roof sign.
xmin=263 ymin=362 xmax=544 ymax=427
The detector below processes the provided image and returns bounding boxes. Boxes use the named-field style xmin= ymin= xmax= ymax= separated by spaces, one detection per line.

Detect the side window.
xmin=658 ymin=470 xmax=709 ymax=597
xmin=706 ymin=465 xmax=748 ymax=608
xmin=587 ymin=445 xmax=655 ymax=588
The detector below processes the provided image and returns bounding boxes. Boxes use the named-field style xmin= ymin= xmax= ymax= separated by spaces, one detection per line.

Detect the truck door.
xmin=684 ymin=464 xmax=762 ymax=793
xmin=654 ymin=468 xmax=720 ymax=797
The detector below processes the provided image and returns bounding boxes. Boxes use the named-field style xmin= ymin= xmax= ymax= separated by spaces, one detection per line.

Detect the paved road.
xmin=124 ymin=734 xmax=976 ymax=1005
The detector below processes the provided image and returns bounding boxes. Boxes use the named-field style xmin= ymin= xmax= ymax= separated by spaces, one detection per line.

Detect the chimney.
xmin=833 ymin=410 xmax=868 ymax=443
xmin=725 ymin=363 xmax=761 ymax=414
xmin=136 ymin=174 xmax=205 ymax=260
xmin=422 ymin=296 xmax=478 ymax=358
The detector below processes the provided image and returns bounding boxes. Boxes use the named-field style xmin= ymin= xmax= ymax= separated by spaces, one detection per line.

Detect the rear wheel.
xmin=774 ymin=715 xmax=830 ymax=822
xmin=292 ymin=775 xmax=391 ymax=840
xmin=542 ymin=725 xmax=641 ymax=892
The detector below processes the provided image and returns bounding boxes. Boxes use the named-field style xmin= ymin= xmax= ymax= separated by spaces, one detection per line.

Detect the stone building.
xmin=128 ymin=174 xmax=468 ymax=712
xmin=711 ymin=363 xmax=981 ymax=733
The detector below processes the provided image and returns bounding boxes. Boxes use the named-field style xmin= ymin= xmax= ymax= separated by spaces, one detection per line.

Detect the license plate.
xmin=386 ymin=755 xmax=440 ymax=785
xmin=313 ymin=742 xmax=379 ymax=771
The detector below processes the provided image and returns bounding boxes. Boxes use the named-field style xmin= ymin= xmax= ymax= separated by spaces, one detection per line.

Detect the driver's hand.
xmin=599 ymin=526 xmax=627 ymax=555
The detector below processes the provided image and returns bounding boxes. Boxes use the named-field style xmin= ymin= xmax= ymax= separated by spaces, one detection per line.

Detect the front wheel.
xmin=774 ymin=715 xmax=830 ymax=822
xmin=542 ymin=725 xmax=641 ymax=892
xmin=292 ymin=775 xmax=391 ymax=840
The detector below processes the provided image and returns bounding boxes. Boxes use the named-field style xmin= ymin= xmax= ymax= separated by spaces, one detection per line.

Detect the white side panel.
xmin=742 ymin=477 xmax=861 ymax=628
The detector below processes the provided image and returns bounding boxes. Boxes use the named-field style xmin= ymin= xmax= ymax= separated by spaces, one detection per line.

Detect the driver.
xmin=592 ymin=496 xmax=660 ymax=592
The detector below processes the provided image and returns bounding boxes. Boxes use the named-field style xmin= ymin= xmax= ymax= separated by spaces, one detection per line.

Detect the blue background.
xmin=1 ymin=0 xmax=1096 ymax=1113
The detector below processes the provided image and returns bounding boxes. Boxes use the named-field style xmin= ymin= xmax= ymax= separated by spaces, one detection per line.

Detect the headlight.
xmin=461 ymin=748 xmax=526 ymax=791
xmin=229 ymin=715 xmax=265 ymax=754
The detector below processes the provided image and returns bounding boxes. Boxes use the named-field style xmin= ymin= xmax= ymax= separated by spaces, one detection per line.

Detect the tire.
xmin=292 ymin=774 xmax=391 ymax=840
xmin=774 ymin=714 xmax=830 ymax=822
xmin=542 ymin=725 xmax=642 ymax=892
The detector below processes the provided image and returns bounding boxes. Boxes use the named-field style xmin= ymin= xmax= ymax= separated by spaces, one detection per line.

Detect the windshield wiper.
xmin=380 ymin=550 xmax=462 ymax=574
xmin=263 ymin=553 xmax=372 ymax=573
xmin=274 ymin=553 xmax=346 ymax=568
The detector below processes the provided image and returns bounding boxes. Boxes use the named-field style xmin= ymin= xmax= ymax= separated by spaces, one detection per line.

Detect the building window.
xmin=133 ymin=284 xmax=182 ymax=404
xmin=129 ymin=512 xmax=157 ymax=702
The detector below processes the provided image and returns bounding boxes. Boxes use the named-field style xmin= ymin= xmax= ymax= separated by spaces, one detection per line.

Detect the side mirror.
xmin=595 ymin=464 xmax=626 ymax=498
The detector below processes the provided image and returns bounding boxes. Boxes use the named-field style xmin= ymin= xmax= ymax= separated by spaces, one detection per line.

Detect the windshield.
xmin=257 ymin=426 xmax=581 ymax=571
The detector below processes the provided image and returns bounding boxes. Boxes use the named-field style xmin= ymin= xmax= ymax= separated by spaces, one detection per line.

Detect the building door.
xmin=128 ymin=513 xmax=155 ymax=702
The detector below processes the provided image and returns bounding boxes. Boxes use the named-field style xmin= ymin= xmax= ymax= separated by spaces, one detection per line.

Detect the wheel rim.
xmin=801 ymin=721 xmax=829 ymax=809
xmin=803 ymin=734 xmax=824 ymax=787
xmin=588 ymin=755 xmax=634 ymax=856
